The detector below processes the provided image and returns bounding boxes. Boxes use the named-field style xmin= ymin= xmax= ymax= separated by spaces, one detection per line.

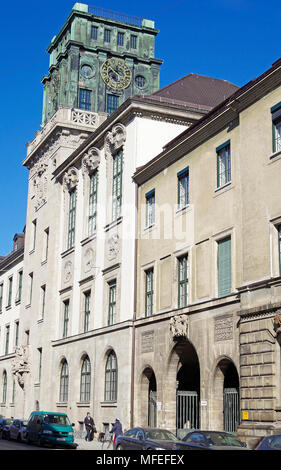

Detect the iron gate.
xmin=148 ymin=390 xmax=157 ymax=427
xmin=224 ymin=388 xmax=240 ymax=433
xmin=176 ymin=390 xmax=199 ymax=435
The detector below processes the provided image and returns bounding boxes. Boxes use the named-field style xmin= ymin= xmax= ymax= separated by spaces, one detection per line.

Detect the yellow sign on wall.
xmin=242 ymin=411 xmax=249 ymax=420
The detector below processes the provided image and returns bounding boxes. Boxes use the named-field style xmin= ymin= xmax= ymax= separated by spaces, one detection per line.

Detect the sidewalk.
xmin=74 ymin=436 xmax=113 ymax=451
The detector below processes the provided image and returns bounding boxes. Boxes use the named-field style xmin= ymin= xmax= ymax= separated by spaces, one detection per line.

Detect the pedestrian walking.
xmin=84 ymin=412 xmax=95 ymax=441
xmin=109 ymin=418 xmax=123 ymax=448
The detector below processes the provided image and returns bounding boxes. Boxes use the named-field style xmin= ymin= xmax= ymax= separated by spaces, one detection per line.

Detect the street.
xmin=0 ymin=438 xmax=71 ymax=451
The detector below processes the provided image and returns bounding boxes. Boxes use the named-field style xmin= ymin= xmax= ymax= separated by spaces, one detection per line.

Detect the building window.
xmin=79 ymin=88 xmax=91 ymax=111
xmin=107 ymin=94 xmax=119 ymax=115
xmin=178 ymin=254 xmax=188 ymax=308
xmin=84 ymin=291 xmax=91 ymax=333
xmin=271 ymin=102 xmax=281 ymax=153
xmin=80 ymin=356 xmax=91 ymax=402
xmin=2 ymin=371 xmax=7 ymax=403
xmin=104 ymin=29 xmax=111 ymax=43
xmin=130 ymin=34 xmax=137 ymax=49
xmin=5 ymin=325 xmax=10 ymax=355
xmin=88 ymin=171 xmax=98 ymax=236
xmin=145 ymin=190 xmax=155 ymax=227
xmin=7 ymin=277 xmax=13 ymax=307
xmin=105 ymin=351 xmax=117 ymax=402
xmin=59 ymin=360 xmax=69 ymax=402
xmin=91 ymin=25 xmax=98 ymax=40
xmin=15 ymin=321 xmax=19 ymax=348
xmin=0 ymin=283 xmax=3 ymax=312
xmin=38 ymin=348 xmax=42 ymax=382
xmin=112 ymin=150 xmax=123 ymax=220
xmin=278 ymin=226 xmax=281 ymax=275
xmin=108 ymin=281 xmax=116 ymax=326
xmin=62 ymin=300 xmax=69 ymax=339
xmin=17 ymin=271 xmax=23 ymax=302
xmin=68 ymin=189 xmax=76 ymax=249
xmin=145 ymin=269 xmax=154 ymax=317
xmin=135 ymin=75 xmax=146 ymax=88
xmin=32 ymin=219 xmax=37 ymax=251
xmin=217 ymin=141 xmax=231 ymax=188
xmin=218 ymin=236 xmax=232 ymax=297
xmin=177 ymin=167 xmax=189 ymax=208
xmin=29 ymin=273 xmax=33 ymax=305
xmin=12 ymin=380 xmax=15 ymax=404
xmin=44 ymin=228 xmax=49 ymax=261
xmin=117 ymin=31 xmax=124 ymax=46
xmin=41 ymin=285 xmax=46 ymax=319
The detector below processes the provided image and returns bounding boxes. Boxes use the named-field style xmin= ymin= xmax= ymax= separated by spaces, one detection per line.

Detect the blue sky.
xmin=0 ymin=0 xmax=280 ymax=255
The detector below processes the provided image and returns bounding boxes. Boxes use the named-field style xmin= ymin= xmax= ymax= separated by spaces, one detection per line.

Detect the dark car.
xmin=255 ymin=434 xmax=281 ymax=450
xmin=176 ymin=430 xmax=248 ymax=450
xmin=0 ymin=418 xmax=13 ymax=439
xmin=114 ymin=427 xmax=207 ymax=450
xmin=9 ymin=419 xmax=28 ymax=442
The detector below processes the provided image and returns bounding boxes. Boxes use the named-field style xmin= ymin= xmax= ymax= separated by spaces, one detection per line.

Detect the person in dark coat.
xmin=109 ymin=418 xmax=123 ymax=447
xmin=84 ymin=412 xmax=95 ymax=441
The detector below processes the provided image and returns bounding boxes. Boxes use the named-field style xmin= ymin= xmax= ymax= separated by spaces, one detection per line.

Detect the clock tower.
xmin=41 ymin=2 xmax=163 ymax=125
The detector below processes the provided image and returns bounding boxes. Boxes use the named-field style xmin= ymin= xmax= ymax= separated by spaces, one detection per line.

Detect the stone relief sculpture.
xmin=12 ymin=346 xmax=30 ymax=389
xmin=84 ymin=247 xmax=95 ymax=273
xmin=169 ymin=314 xmax=188 ymax=340
xmin=63 ymin=166 xmax=79 ymax=192
xmin=63 ymin=260 xmax=73 ymax=283
xmin=104 ymin=123 xmax=126 ymax=159
xmin=107 ymin=233 xmax=120 ymax=261
xmin=82 ymin=147 xmax=101 ymax=178
xmin=274 ymin=313 xmax=281 ymax=338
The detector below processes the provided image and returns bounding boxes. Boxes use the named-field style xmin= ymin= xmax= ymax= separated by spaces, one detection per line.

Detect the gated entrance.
xmin=224 ymin=387 xmax=240 ymax=433
xmin=176 ymin=390 xmax=199 ymax=436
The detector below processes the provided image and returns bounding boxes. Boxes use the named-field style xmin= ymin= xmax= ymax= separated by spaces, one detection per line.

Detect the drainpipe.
xmin=130 ymin=181 xmax=138 ymax=428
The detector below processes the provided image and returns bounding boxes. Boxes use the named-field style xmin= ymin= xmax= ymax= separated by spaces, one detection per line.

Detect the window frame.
xmin=216 ymin=140 xmax=231 ymax=188
xmin=59 ymin=360 xmax=69 ymax=403
xmin=145 ymin=189 xmax=155 ymax=228
xmin=112 ymin=150 xmax=123 ymax=221
xmin=108 ymin=281 xmax=117 ymax=326
xmin=67 ymin=189 xmax=76 ymax=249
xmin=107 ymin=94 xmax=119 ymax=115
xmin=145 ymin=268 xmax=154 ymax=317
xmin=91 ymin=25 xmax=98 ymax=40
xmin=217 ymin=236 xmax=232 ymax=298
xmin=177 ymin=167 xmax=189 ymax=209
xmin=62 ymin=300 xmax=69 ymax=339
xmin=104 ymin=351 xmax=118 ymax=402
xmin=79 ymin=88 xmax=92 ymax=111
xmin=88 ymin=170 xmax=98 ymax=236
xmin=178 ymin=254 xmax=189 ymax=308
xmin=83 ymin=291 xmax=91 ymax=333
xmin=271 ymin=102 xmax=281 ymax=153
xmin=117 ymin=31 xmax=124 ymax=46
xmin=80 ymin=356 xmax=91 ymax=403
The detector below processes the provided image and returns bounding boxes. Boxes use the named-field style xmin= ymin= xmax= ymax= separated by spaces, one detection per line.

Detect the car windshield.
xmin=144 ymin=430 xmax=178 ymax=441
xmin=204 ymin=432 xmax=244 ymax=447
xmin=43 ymin=415 xmax=70 ymax=426
xmin=268 ymin=435 xmax=281 ymax=449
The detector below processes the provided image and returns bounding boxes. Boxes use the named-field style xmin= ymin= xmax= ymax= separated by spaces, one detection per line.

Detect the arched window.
xmin=2 ymin=371 xmax=7 ymax=404
xmin=80 ymin=356 xmax=91 ymax=402
xmin=59 ymin=360 xmax=69 ymax=403
xmin=105 ymin=351 xmax=117 ymax=402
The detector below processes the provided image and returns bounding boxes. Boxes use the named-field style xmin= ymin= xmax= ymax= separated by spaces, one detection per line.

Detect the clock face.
xmin=100 ymin=58 xmax=132 ymax=91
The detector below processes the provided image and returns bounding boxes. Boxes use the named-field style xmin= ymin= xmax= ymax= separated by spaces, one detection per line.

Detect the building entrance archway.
xmin=139 ymin=367 xmax=157 ymax=427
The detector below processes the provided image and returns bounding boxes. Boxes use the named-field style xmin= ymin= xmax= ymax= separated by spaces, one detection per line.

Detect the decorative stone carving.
xmin=104 ymin=123 xmax=126 ymax=158
xmin=214 ymin=315 xmax=233 ymax=342
xmin=33 ymin=162 xmax=48 ymax=210
xmin=63 ymin=167 xmax=79 ymax=192
xmin=107 ymin=233 xmax=120 ymax=261
xmin=84 ymin=247 xmax=95 ymax=273
xmin=11 ymin=346 xmax=30 ymax=389
xmin=274 ymin=313 xmax=281 ymax=344
xmin=82 ymin=147 xmax=101 ymax=177
xmin=64 ymin=260 xmax=73 ymax=283
xmin=170 ymin=314 xmax=188 ymax=341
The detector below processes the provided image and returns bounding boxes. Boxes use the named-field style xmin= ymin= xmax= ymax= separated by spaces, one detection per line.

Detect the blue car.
xmin=0 ymin=418 xmax=13 ymax=439
xmin=255 ymin=434 xmax=281 ymax=450
xmin=176 ymin=430 xmax=248 ymax=450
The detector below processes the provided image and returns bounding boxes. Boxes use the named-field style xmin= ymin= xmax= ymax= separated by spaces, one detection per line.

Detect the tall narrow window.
xmin=271 ymin=102 xmax=281 ymax=152
xmin=2 ymin=371 xmax=7 ymax=403
xmin=112 ymin=150 xmax=123 ymax=220
xmin=12 ymin=380 xmax=15 ymax=403
xmin=91 ymin=25 xmax=98 ymax=40
xmin=63 ymin=300 xmax=69 ymax=339
xmin=5 ymin=325 xmax=10 ymax=355
xmin=79 ymin=89 xmax=91 ymax=111
xmin=218 ymin=236 xmax=232 ymax=297
xmin=68 ymin=189 xmax=76 ymax=249
xmin=44 ymin=228 xmax=49 ymax=261
xmin=145 ymin=269 xmax=154 ymax=317
xmin=178 ymin=254 xmax=189 ymax=308
xmin=17 ymin=271 xmax=23 ymax=302
xmin=117 ymin=32 xmax=124 ymax=46
xmin=145 ymin=190 xmax=155 ymax=227
xmin=84 ymin=291 xmax=91 ymax=333
xmin=278 ymin=226 xmax=281 ymax=275
xmin=0 ymin=283 xmax=3 ymax=312
xmin=41 ymin=285 xmax=46 ymax=319
xmin=80 ymin=356 xmax=91 ymax=402
xmin=29 ymin=273 xmax=33 ymax=305
xmin=7 ymin=277 xmax=13 ymax=307
xmin=177 ymin=167 xmax=189 ymax=208
xmin=104 ymin=29 xmax=111 ymax=43
xmin=15 ymin=321 xmax=19 ymax=348
xmin=105 ymin=351 xmax=117 ymax=401
xmin=88 ymin=171 xmax=98 ymax=236
xmin=130 ymin=34 xmax=137 ymax=49
xmin=108 ymin=281 xmax=116 ymax=326
xmin=32 ymin=219 xmax=37 ymax=251
xmin=107 ymin=94 xmax=119 ymax=115
xmin=60 ymin=360 xmax=69 ymax=402
xmin=38 ymin=348 xmax=42 ymax=382
xmin=217 ymin=141 xmax=231 ymax=188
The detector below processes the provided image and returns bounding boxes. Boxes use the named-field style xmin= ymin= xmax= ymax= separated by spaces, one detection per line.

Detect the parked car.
xmin=9 ymin=419 xmax=28 ymax=442
xmin=177 ymin=430 xmax=248 ymax=450
xmin=25 ymin=411 xmax=77 ymax=448
xmin=0 ymin=418 xmax=13 ymax=439
xmin=114 ymin=427 xmax=208 ymax=450
xmin=255 ymin=434 xmax=281 ymax=450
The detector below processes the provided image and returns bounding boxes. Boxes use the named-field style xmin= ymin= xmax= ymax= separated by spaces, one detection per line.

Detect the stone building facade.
xmin=133 ymin=58 xmax=281 ymax=448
